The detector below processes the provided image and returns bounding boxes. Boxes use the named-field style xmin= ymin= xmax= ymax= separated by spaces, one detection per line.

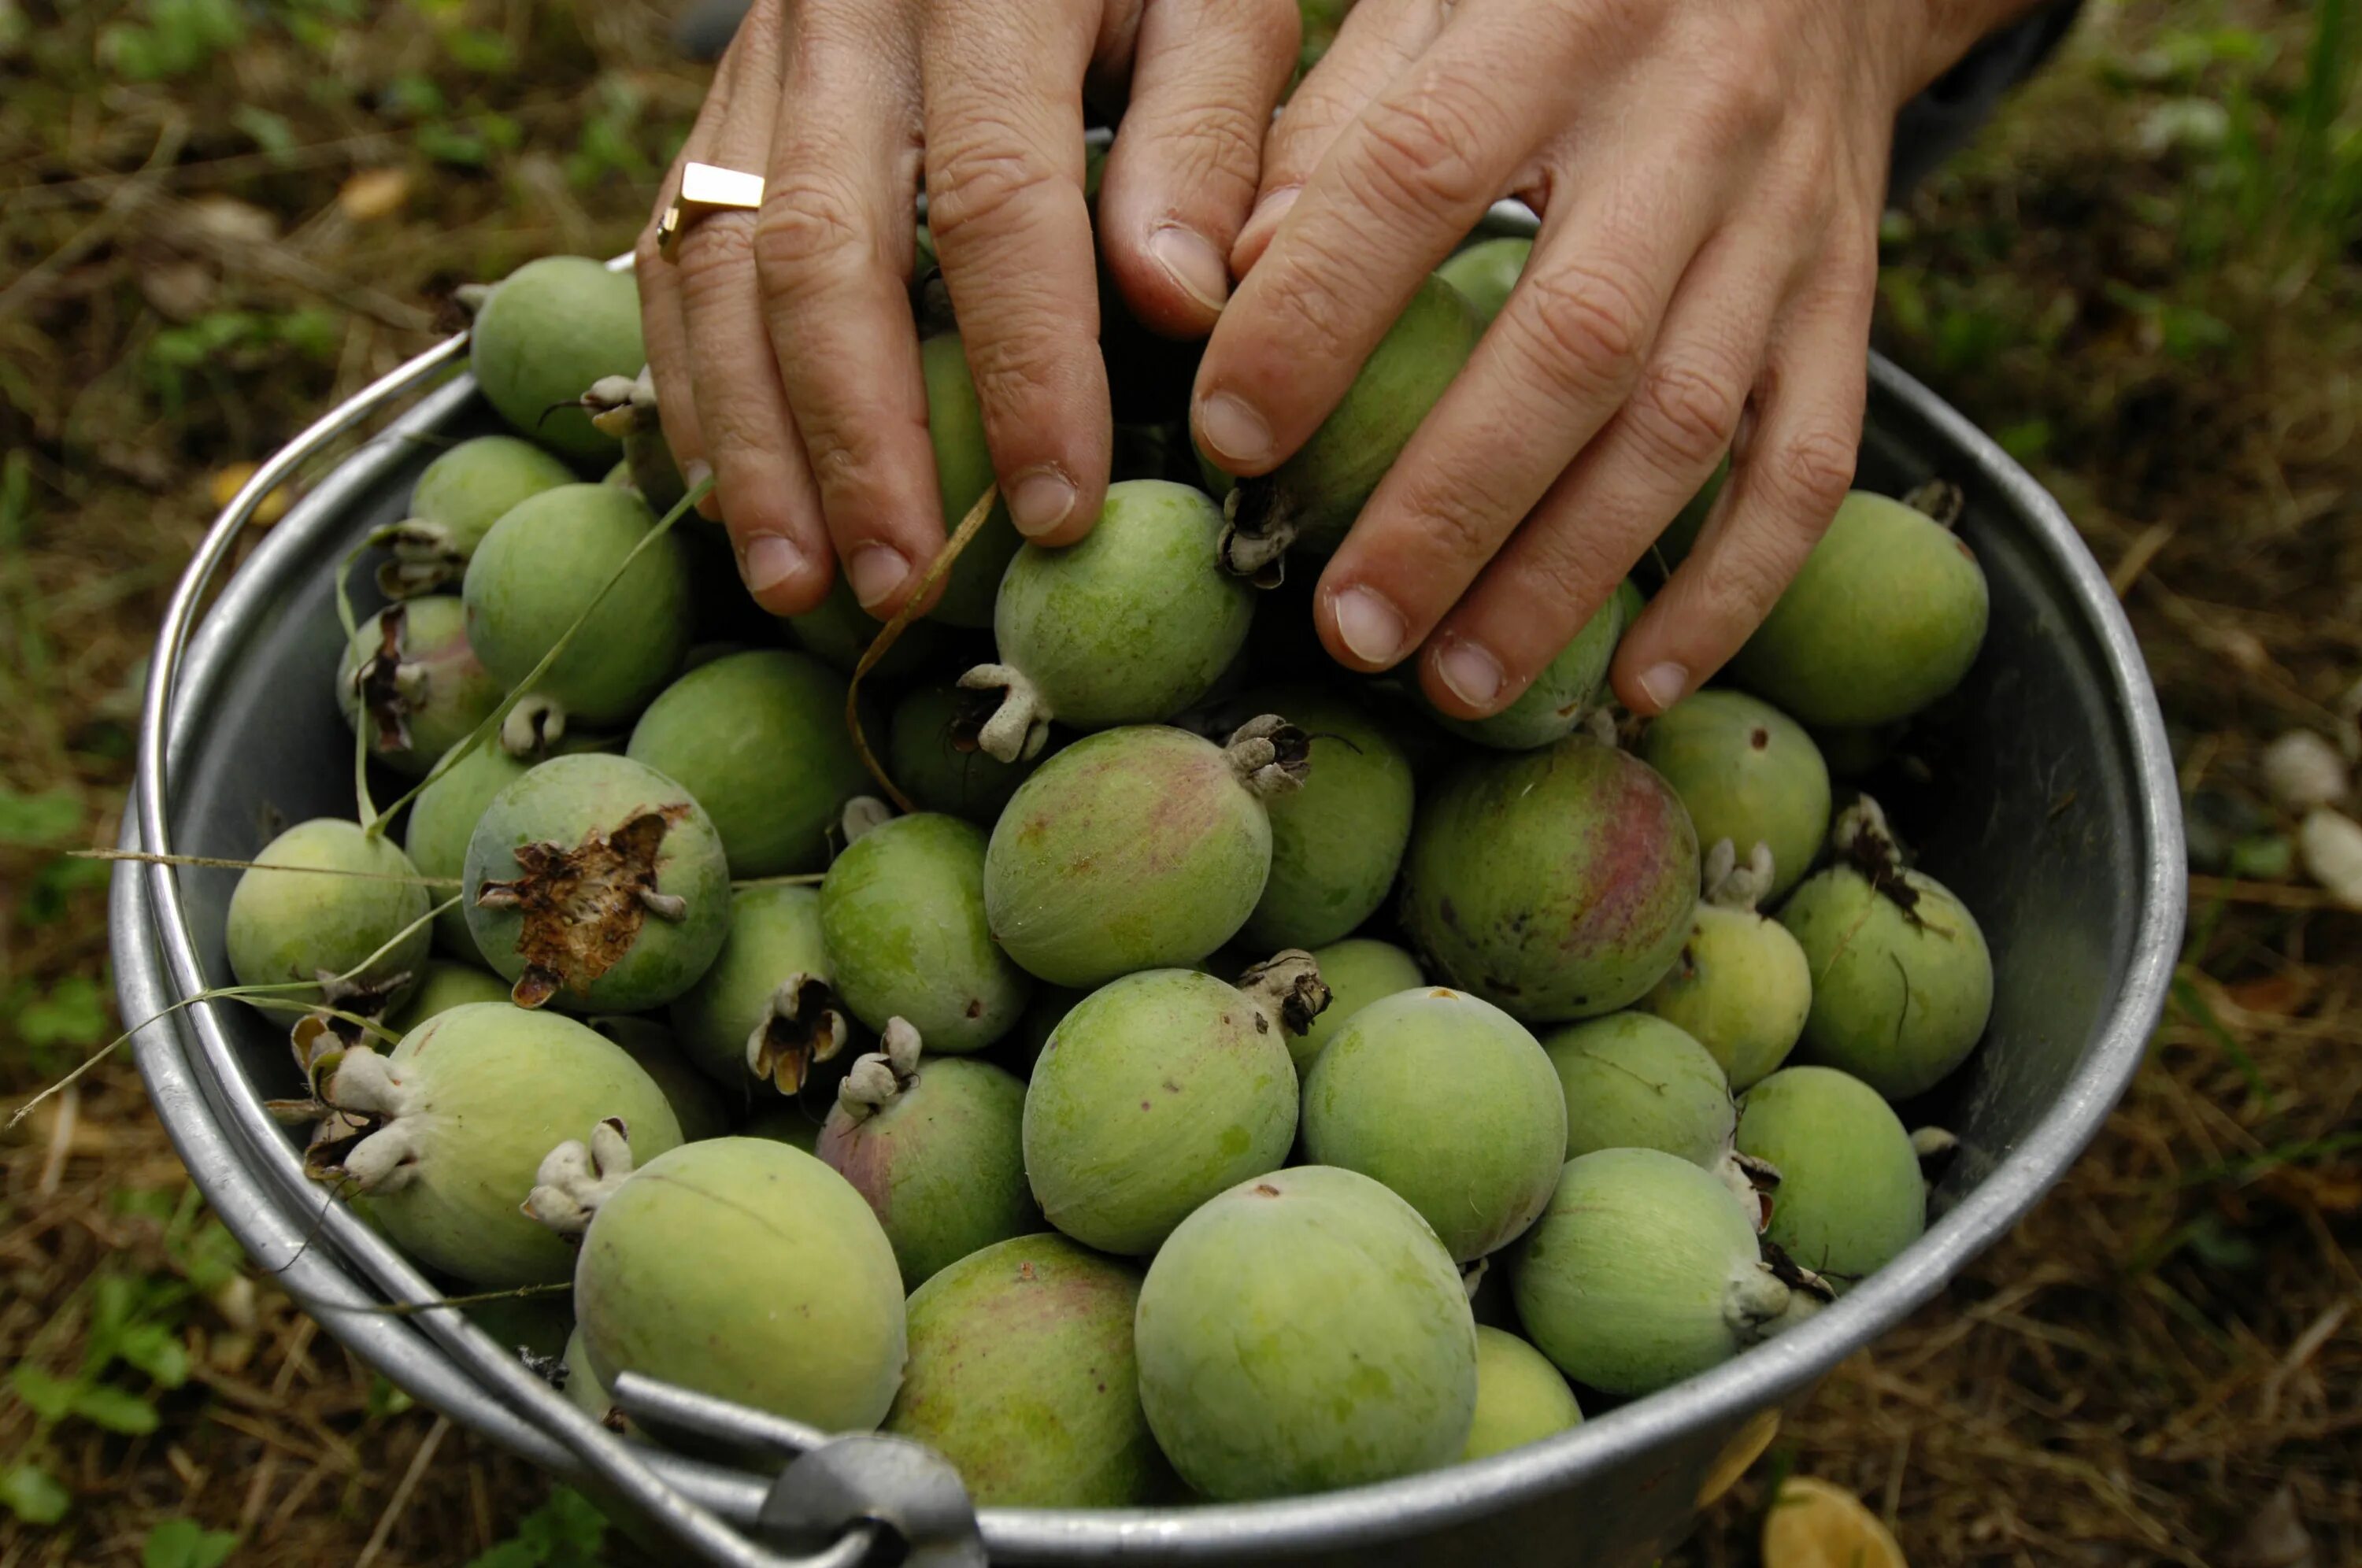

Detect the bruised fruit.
xmin=1437 ymin=237 xmax=1531 ymax=324
xmin=529 ymin=1130 xmax=905 ymax=1432
xmin=387 ymin=960 xmax=512 ymax=1031
xmin=784 ymin=578 xmax=944 ymax=682
xmin=1219 ymin=275 xmax=1483 ymax=582
xmin=885 ymin=1233 xmax=1163 ymax=1507
xmin=1430 ymin=587 xmax=1629 ymax=752
xmin=1779 ymin=799 xmax=1993 ymax=1100
xmin=889 ymin=685 xmax=1038 ymax=825
xmin=377 ymin=435 xmax=574 ymax=596
xmin=463 ymin=753 xmax=731 ymax=1012
xmin=336 ymin=597 xmax=502 ymax=777
xmin=1642 ymin=841 xmax=1813 ymax=1091
xmin=1021 ymin=959 xmax=1313 ymax=1254
xmin=312 ymin=1004 xmax=683 ymax=1286
xmin=467 ymin=256 xmax=645 ymax=463
xmin=1729 ymin=490 xmax=1990 ymax=727
xmin=1540 ymin=1011 xmax=1735 ymax=1169
xmin=1135 ymin=1165 xmax=1477 ymax=1500
xmin=817 ymin=1020 xmax=1039 ymax=1288
xmin=1212 ymin=687 xmax=1414 ymax=952
xmin=920 ymin=332 xmax=1025 ymax=628
xmin=1638 ymin=690 xmax=1831 ymax=902
xmin=1401 ymin=735 xmax=1698 ymax=1023
xmin=626 ymin=649 xmax=869 ymax=878
xmin=226 ymin=819 xmax=430 ymax=1006
xmin=586 ymin=1015 xmax=732 ymax=1142
xmin=405 ymin=738 xmax=531 ymax=960
xmin=985 ymin=719 xmax=1309 ymax=988
xmin=1291 ymin=937 xmax=1424 ymax=1074
xmin=1738 ymin=1066 xmax=1926 ymax=1287
xmin=461 ymin=483 xmax=691 ymax=730
xmin=959 ymin=481 xmax=1253 ymax=762
xmin=671 ymin=883 xmax=854 ymax=1098
xmin=819 ymin=812 xmax=1031 ymax=1052
xmin=1510 ymin=1148 xmax=1801 ymax=1398
xmin=1463 ymin=1326 xmax=1582 ymax=1461
xmin=1301 ymin=988 xmax=1564 ymax=1261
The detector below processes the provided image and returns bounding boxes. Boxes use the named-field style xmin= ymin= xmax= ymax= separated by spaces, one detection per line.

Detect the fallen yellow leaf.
xmin=1762 ymin=1476 xmax=1908 ymax=1568
xmin=209 ymin=462 xmax=292 ymax=527
xmin=338 ymin=165 xmax=413 ymax=222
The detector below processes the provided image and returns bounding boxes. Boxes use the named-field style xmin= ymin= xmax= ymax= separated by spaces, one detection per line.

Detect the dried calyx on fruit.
xmin=370 ymin=435 xmax=574 ymax=598
xmin=818 ymin=1019 xmax=1040 ymax=1289
xmin=464 ymin=755 xmax=730 ymax=1013
xmin=955 ymin=480 xmax=1254 ymax=764
xmin=309 ymin=1004 xmax=683 ymax=1288
xmin=579 ymin=367 xmax=687 ymax=515
xmin=1642 ymin=838 xmax=1815 ymax=1092
xmin=336 ymin=598 xmax=502 ymax=778
xmin=670 ymin=885 xmax=855 ymax=1098
xmin=1779 ymin=797 xmax=1994 ymax=1100
xmin=984 ymin=717 xmax=1312 ymax=988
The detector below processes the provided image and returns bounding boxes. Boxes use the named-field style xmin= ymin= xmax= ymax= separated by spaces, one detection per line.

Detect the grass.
xmin=4 ymin=0 xmax=2360 ymax=1563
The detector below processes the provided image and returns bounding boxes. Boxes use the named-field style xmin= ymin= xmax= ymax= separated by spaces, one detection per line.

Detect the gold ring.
xmin=657 ymin=162 xmax=766 ymax=261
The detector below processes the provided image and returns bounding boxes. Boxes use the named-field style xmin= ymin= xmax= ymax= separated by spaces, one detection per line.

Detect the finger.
xmin=672 ymin=4 xmax=835 ymax=614
xmin=639 ymin=24 xmax=757 ymax=492
xmin=1612 ymin=238 xmax=1875 ymax=714
xmin=1408 ymin=216 xmax=1789 ymax=719
xmin=758 ymin=9 xmax=941 ymax=617
xmin=1229 ymin=0 xmax=1445 ymax=275
xmin=921 ymin=0 xmax=1111 ymax=548
xmin=1309 ymin=146 xmax=1731 ymax=679
xmin=1194 ymin=9 xmax=1579 ymax=479
xmin=1097 ymin=0 xmax=1301 ymax=337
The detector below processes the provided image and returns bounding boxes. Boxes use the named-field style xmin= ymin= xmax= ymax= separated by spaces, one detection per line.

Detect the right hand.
xmin=638 ymin=0 xmax=1303 ymax=620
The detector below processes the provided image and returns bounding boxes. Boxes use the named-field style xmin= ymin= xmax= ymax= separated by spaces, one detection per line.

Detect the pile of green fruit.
xmin=224 ymin=238 xmax=1996 ymax=1509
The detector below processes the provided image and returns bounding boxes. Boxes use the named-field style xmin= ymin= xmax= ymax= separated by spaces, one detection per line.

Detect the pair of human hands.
xmin=639 ymin=0 xmax=2019 ymax=720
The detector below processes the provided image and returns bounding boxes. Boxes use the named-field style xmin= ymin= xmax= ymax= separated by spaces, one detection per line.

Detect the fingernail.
xmin=1249 ymin=185 xmax=1301 ymax=230
xmin=847 ymin=544 xmax=911 ymax=608
xmin=1636 ymin=661 xmax=1690 ymax=713
xmin=684 ymin=458 xmax=718 ymax=518
xmin=1437 ymin=638 xmax=1505 ymax=710
xmin=1149 ymin=223 xmax=1230 ymax=313
xmin=1197 ymin=391 xmax=1272 ymax=467
xmin=1331 ymin=584 xmax=1406 ymax=668
xmin=1008 ymin=467 xmax=1079 ymax=538
xmin=739 ymin=532 xmax=805 ymax=596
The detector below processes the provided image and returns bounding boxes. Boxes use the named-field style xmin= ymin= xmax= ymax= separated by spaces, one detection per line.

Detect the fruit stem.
xmin=1235 ymin=950 xmax=1331 ymax=1037
xmin=1901 ymin=478 xmax=1965 ymax=529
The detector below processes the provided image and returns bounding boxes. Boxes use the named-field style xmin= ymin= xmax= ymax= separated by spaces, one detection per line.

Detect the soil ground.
xmin=2 ymin=2 xmax=2356 ymax=1563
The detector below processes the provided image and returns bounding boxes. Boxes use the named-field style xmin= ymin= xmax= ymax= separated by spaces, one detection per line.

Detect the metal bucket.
xmin=113 ymin=213 xmax=2183 ymax=1565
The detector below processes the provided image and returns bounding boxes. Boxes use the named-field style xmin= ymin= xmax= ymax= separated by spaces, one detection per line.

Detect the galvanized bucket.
xmin=113 ymin=202 xmax=2183 ymax=1566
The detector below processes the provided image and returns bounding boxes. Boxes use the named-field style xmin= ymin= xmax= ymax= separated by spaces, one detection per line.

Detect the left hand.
xmin=1191 ymin=0 xmax=2012 ymax=718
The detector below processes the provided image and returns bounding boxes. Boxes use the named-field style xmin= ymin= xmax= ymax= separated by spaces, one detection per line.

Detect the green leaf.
xmin=144 ymin=1516 xmax=238 ymax=1568
xmin=13 ymin=974 xmax=112 ymax=1050
xmin=0 ymin=1463 xmax=69 ymax=1525
xmin=517 ymin=1487 xmax=607 ymax=1562
xmin=365 ymin=1375 xmax=414 ymax=1420
xmin=10 ymin=1363 xmax=82 ymax=1423
xmin=20 ymin=852 xmax=111 ymax=925
xmin=116 ymin=1323 xmax=191 ymax=1389
xmin=464 ymin=1545 xmax=536 ymax=1568
xmin=0 ymin=786 xmax=82 ymax=846
xmin=441 ymin=24 xmax=513 ymax=72
xmin=70 ymin=1383 xmax=161 ymax=1436
xmin=231 ymin=105 xmax=296 ymax=160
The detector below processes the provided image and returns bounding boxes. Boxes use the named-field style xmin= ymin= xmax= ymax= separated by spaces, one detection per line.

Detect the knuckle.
xmin=1627 ymin=357 xmax=1746 ymax=475
xmin=1767 ymin=422 xmax=1858 ymax=519
xmin=672 ymin=213 xmax=761 ymax=305
xmin=926 ymin=130 xmax=1064 ymax=252
xmin=1509 ymin=260 xmax=1655 ymax=398
xmin=1249 ymin=248 xmax=1365 ymax=365
xmin=1345 ymin=80 xmax=1497 ymax=218
xmin=752 ymin=172 xmax=872 ymax=287
xmin=958 ymin=323 xmax=1072 ymax=423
